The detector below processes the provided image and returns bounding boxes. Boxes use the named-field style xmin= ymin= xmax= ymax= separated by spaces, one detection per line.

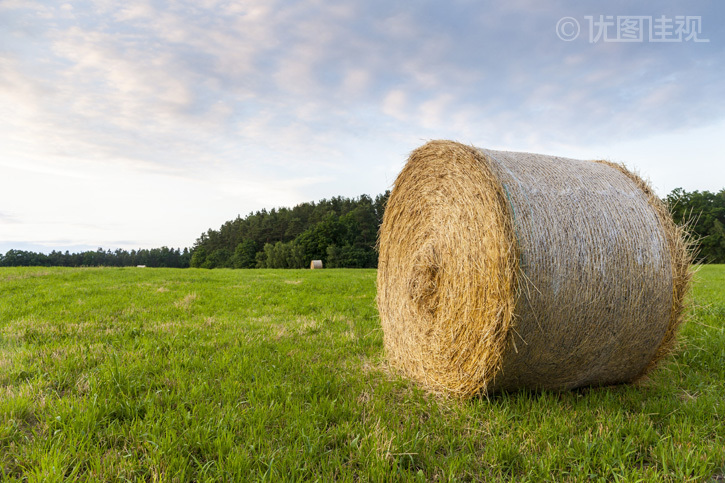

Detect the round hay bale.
xmin=310 ymin=260 xmax=323 ymax=269
xmin=377 ymin=140 xmax=691 ymax=398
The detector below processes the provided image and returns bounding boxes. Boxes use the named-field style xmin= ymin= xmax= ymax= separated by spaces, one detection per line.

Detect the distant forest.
xmin=0 ymin=247 xmax=191 ymax=268
xmin=1 ymin=188 xmax=723 ymax=268
xmin=189 ymin=192 xmax=390 ymax=269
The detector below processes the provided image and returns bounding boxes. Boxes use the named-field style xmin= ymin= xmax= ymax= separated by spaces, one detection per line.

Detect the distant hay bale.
xmin=377 ymin=140 xmax=691 ymax=398
xmin=310 ymin=260 xmax=323 ymax=269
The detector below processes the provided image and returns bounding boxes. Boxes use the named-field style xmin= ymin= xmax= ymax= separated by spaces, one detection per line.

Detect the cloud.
xmin=382 ymin=89 xmax=408 ymax=119
xmin=0 ymin=212 xmax=20 ymax=225
xmin=0 ymin=0 xmax=723 ymax=249
xmin=5 ymin=1 xmax=721 ymax=158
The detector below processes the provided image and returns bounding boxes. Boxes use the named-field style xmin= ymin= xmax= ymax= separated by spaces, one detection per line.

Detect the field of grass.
xmin=1 ymin=266 xmax=724 ymax=481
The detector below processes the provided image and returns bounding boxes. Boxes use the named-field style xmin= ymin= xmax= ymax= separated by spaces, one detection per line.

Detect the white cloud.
xmin=419 ymin=94 xmax=454 ymax=129
xmin=340 ymin=68 xmax=371 ymax=98
xmin=0 ymin=0 xmax=723 ymax=251
xmin=114 ymin=2 xmax=154 ymax=21
xmin=0 ymin=212 xmax=20 ymax=225
xmin=382 ymin=89 xmax=408 ymax=119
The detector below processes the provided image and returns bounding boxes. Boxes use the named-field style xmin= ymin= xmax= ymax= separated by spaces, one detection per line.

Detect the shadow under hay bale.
xmin=377 ymin=140 xmax=691 ymax=398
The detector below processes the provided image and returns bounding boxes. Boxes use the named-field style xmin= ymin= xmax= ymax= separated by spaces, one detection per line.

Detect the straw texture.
xmin=310 ymin=260 xmax=323 ymax=269
xmin=377 ymin=140 xmax=691 ymax=398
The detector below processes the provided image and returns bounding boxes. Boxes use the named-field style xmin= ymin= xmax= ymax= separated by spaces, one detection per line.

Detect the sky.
xmin=1 ymin=0 xmax=724 ymax=254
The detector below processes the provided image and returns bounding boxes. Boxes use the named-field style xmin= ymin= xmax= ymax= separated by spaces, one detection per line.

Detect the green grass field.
xmin=1 ymin=266 xmax=724 ymax=482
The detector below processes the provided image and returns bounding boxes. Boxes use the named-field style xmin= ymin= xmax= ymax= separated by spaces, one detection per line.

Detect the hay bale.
xmin=377 ymin=140 xmax=691 ymax=398
xmin=310 ymin=260 xmax=323 ymax=269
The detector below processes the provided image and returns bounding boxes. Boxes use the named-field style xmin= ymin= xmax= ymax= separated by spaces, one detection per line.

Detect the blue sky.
xmin=1 ymin=0 xmax=723 ymax=253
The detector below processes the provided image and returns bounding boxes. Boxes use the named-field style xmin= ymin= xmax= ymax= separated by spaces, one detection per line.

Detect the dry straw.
xmin=310 ymin=260 xmax=323 ymax=269
xmin=377 ymin=140 xmax=691 ymax=398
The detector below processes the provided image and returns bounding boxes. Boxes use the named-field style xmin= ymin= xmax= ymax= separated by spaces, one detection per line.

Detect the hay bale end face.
xmin=310 ymin=260 xmax=323 ymax=269
xmin=377 ymin=140 xmax=691 ymax=398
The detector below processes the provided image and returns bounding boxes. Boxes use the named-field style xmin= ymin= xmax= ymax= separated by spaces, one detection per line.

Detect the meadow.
xmin=0 ymin=266 xmax=723 ymax=482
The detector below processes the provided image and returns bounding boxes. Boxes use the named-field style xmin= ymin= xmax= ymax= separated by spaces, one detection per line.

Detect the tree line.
xmin=0 ymin=188 xmax=723 ymax=268
xmin=667 ymin=188 xmax=725 ymax=263
xmin=189 ymin=192 xmax=390 ymax=269
xmin=0 ymin=247 xmax=191 ymax=268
